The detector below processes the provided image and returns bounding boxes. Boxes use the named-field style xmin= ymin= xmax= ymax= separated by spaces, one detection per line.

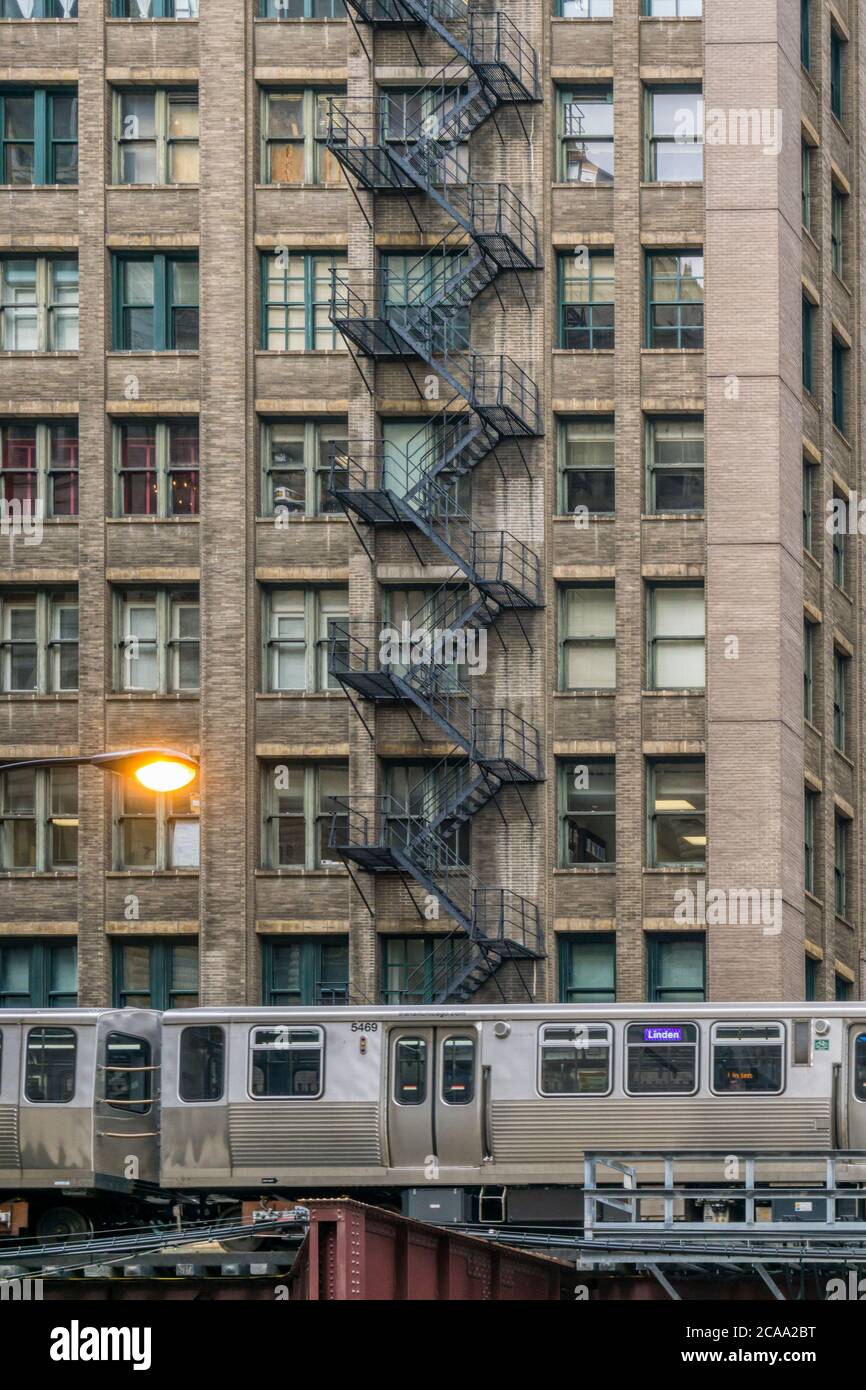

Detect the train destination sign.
xmin=643 ymin=1026 xmax=684 ymax=1043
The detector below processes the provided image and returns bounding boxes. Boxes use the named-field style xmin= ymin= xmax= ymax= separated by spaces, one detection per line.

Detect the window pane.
xmin=394 ymin=1037 xmax=426 ymax=1104
xmin=180 ymin=1026 xmax=225 ymax=1102
xmin=540 ymin=1024 xmax=611 ymax=1092
xmin=442 ymin=1037 xmax=474 ymax=1104
xmin=25 ymin=1027 xmax=76 ymax=1103
xmin=627 ymin=1022 xmax=697 ymax=1092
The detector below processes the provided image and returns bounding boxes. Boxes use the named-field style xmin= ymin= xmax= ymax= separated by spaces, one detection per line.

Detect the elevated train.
xmin=2 ymin=1002 xmax=866 ymax=1236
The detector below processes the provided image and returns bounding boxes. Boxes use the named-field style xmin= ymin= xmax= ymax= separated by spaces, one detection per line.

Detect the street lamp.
xmin=0 ymin=747 xmax=199 ymax=792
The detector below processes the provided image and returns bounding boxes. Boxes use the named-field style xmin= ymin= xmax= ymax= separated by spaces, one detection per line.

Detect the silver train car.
xmin=2 ymin=1002 xmax=866 ymax=1233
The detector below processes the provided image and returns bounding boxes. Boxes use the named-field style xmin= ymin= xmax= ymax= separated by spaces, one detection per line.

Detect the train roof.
xmin=0 ymin=1008 xmax=160 ymax=1026
xmin=161 ymin=1002 xmax=866 ymax=1025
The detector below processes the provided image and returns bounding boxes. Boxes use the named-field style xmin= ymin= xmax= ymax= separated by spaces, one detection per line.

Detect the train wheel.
xmin=34 ymin=1205 xmax=94 ymax=1240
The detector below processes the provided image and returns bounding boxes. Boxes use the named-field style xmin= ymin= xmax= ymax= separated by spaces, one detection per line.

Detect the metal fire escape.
xmin=324 ymin=0 xmax=545 ymax=1003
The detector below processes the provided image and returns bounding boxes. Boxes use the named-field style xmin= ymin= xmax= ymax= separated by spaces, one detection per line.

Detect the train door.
xmin=848 ymin=1026 xmax=866 ymax=1147
xmin=387 ymin=1026 xmax=484 ymax=1172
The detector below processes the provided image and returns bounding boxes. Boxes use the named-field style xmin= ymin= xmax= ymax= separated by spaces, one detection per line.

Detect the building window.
xmin=382 ymin=252 xmax=470 ymax=353
xmin=647 ymin=935 xmax=706 ymax=1002
xmin=261 ymin=762 xmax=348 ymax=869
xmin=262 ymin=417 xmax=347 ymax=517
xmin=800 ymin=0 xmax=811 ymax=69
xmin=801 ymin=296 xmax=814 ymax=392
xmin=0 ymin=939 xmax=76 ymax=1008
xmin=801 ymin=139 xmax=811 ymax=230
xmin=802 ymin=460 xmax=814 ymax=554
xmin=559 ymin=935 xmax=615 ymax=1002
xmin=263 ymin=587 xmax=348 ymax=693
xmin=831 ymin=496 xmax=846 ymax=589
xmin=835 ymin=974 xmax=852 ymax=1002
xmin=381 ymin=934 xmax=471 ymax=1005
xmin=112 ymin=0 xmax=198 ymax=15
xmin=646 ymin=252 xmax=704 ymax=348
xmin=116 ymin=588 xmax=199 ymax=692
xmin=385 ymin=761 xmax=472 ymax=865
xmin=831 ymin=185 xmax=845 ymax=277
xmin=644 ymin=0 xmax=701 ymax=11
xmin=804 ymin=787 xmax=816 ymax=896
xmin=559 ymin=253 xmax=615 ymax=349
xmin=0 ymin=0 xmax=76 ymax=15
xmin=805 ymin=954 xmax=818 ymax=1000
xmin=0 ymin=766 xmax=77 ymax=871
xmin=834 ymin=648 xmax=848 ymax=753
xmin=381 ymin=584 xmax=469 ymax=690
xmin=1 ymin=257 xmax=78 ymax=352
xmin=261 ymin=251 xmax=344 ymax=351
xmin=558 ymin=87 xmax=614 ymax=184
xmin=558 ymin=416 xmax=614 ymax=516
xmin=803 ymin=618 xmax=813 ymax=721
xmin=0 ymin=89 xmax=77 ymax=186
xmin=559 ymin=759 xmax=615 ymax=866
xmin=261 ymin=935 xmax=349 ymax=1006
xmin=558 ymin=0 xmax=613 ymax=14
xmin=113 ymin=89 xmax=198 ymax=185
xmin=648 ymin=760 xmax=706 ymax=867
xmin=261 ymin=89 xmax=344 ymax=185
xmin=647 ymin=584 xmax=705 ymax=690
xmin=259 ymin=0 xmax=345 ymax=15
xmin=0 ymin=590 xmax=78 ymax=693
xmin=831 ymin=28 xmax=844 ymax=121
xmin=832 ymin=336 xmax=847 ymax=434
xmin=112 ymin=254 xmax=199 ymax=352
xmin=834 ymin=813 xmax=849 ymax=917
xmin=381 ymin=416 xmax=470 ymax=510
xmin=116 ymin=780 xmax=199 ymax=870
xmin=115 ymin=420 xmax=199 ymax=516
xmin=646 ymin=88 xmax=703 ymax=182
xmin=646 ymin=416 xmax=703 ymax=512
xmin=559 ymin=584 xmax=615 ymax=690
xmin=112 ymin=938 xmax=199 ymax=1008
xmin=382 ymin=89 xmax=470 ymax=185
xmin=0 ymin=421 xmax=78 ymax=517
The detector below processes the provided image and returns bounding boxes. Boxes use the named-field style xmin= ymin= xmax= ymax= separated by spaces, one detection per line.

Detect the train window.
xmin=179 ymin=1025 xmax=225 ymax=1102
xmin=105 ymin=1032 xmax=152 ymax=1114
xmin=442 ymin=1037 xmax=475 ymax=1105
xmin=25 ymin=1027 xmax=76 ymax=1104
xmin=250 ymin=1026 xmax=323 ymax=1099
xmin=539 ymin=1024 xmax=612 ymax=1095
xmin=626 ymin=1023 xmax=698 ymax=1094
xmin=394 ymin=1038 xmax=426 ymax=1105
xmin=854 ymin=1035 xmax=866 ymax=1101
xmin=711 ymin=1023 xmax=784 ymax=1094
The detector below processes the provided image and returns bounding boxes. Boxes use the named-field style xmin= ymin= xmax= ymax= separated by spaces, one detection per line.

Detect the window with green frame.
xmin=803 ymin=618 xmax=813 ymax=721
xmin=647 ymin=759 xmax=706 ymax=867
xmin=646 ymin=252 xmax=703 ymax=348
xmin=643 ymin=0 xmax=701 ymax=12
xmin=647 ymin=583 xmax=705 ymax=690
xmin=381 ymin=933 xmax=472 ymax=1005
xmin=646 ymin=935 xmax=706 ymax=1003
xmin=835 ymin=974 xmax=853 ymax=1002
xmin=834 ymin=812 xmax=849 ymax=917
xmin=381 ymin=583 xmax=469 ymax=690
xmin=804 ymin=787 xmax=817 ymax=896
xmin=115 ymin=587 xmax=199 ymax=693
xmin=261 ymin=761 xmax=348 ymax=869
xmin=805 ymin=955 xmax=818 ymax=999
xmin=559 ymin=252 xmax=614 ymax=349
xmin=0 ymin=765 xmax=78 ymax=871
xmin=558 ymin=416 xmax=614 ymax=516
xmin=260 ymin=89 xmax=344 ymax=185
xmin=112 ymin=938 xmax=199 ymax=1009
xmin=113 ymin=89 xmax=198 ymax=185
xmin=558 ymin=759 xmax=615 ymax=866
xmin=112 ymin=0 xmax=197 ymax=15
xmin=802 ymin=460 xmax=814 ymax=554
xmin=262 ymin=586 xmax=348 ymax=693
xmin=261 ymin=251 xmax=344 ymax=351
xmin=0 ymin=589 xmax=78 ymax=694
xmin=262 ymin=417 xmax=348 ymax=516
xmin=646 ymin=416 xmax=704 ymax=512
xmin=802 ymin=296 xmax=813 ymax=392
xmin=114 ymin=419 xmax=199 ymax=516
xmin=831 ymin=495 xmax=846 ymax=589
xmin=384 ymin=761 xmax=471 ymax=866
xmin=831 ymin=184 xmax=845 ymax=278
xmin=559 ymin=935 xmax=615 ymax=1002
xmin=382 ymin=252 xmax=470 ymax=355
xmin=801 ymin=139 xmax=811 ymax=230
xmin=557 ymin=0 xmax=612 ymax=16
xmin=646 ymin=88 xmax=703 ymax=182
xmin=0 ymin=420 xmax=78 ymax=517
xmin=831 ymin=28 xmax=844 ymax=122
xmin=800 ymin=0 xmax=811 ymax=69
xmin=380 ymin=416 xmax=469 ymax=510
xmin=112 ymin=254 xmax=199 ymax=351
xmin=0 ymin=90 xmax=77 ymax=185
xmin=259 ymin=0 xmax=345 ymax=16
xmin=115 ymin=779 xmax=199 ymax=870
xmin=382 ymin=88 xmax=469 ymax=185
xmin=559 ymin=583 xmax=615 ymax=690
xmin=1 ymin=256 xmax=79 ymax=351
xmin=0 ymin=939 xmax=76 ymax=1008
xmin=833 ymin=647 xmax=848 ymax=753
xmin=558 ymin=87 xmax=614 ymax=185
xmin=1 ymin=0 xmax=76 ymax=15
xmin=832 ymin=336 xmax=847 ymax=434
xmin=261 ymin=935 xmax=349 ymax=1006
